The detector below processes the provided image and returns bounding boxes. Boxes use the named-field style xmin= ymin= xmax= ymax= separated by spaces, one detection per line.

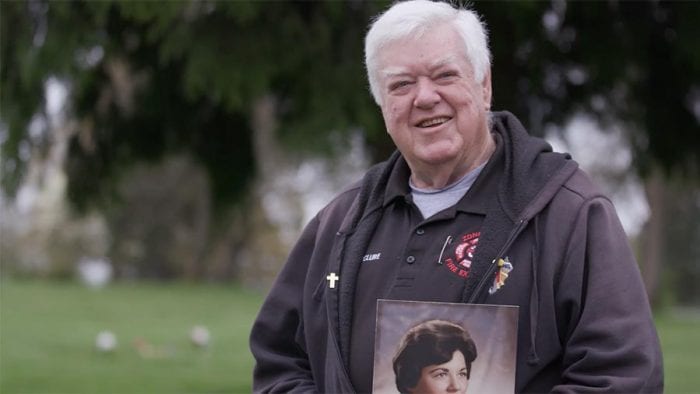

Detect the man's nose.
xmin=413 ymin=78 xmax=440 ymax=109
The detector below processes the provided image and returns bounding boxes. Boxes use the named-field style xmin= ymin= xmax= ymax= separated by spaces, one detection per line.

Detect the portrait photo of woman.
xmin=392 ymin=320 xmax=477 ymax=394
xmin=372 ymin=300 xmax=517 ymax=394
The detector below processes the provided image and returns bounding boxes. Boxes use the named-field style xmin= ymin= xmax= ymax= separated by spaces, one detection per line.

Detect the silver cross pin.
xmin=326 ymin=272 xmax=339 ymax=289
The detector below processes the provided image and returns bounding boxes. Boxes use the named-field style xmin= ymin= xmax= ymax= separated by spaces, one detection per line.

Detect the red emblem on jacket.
xmin=442 ymin=232 xmax=480 ymax=279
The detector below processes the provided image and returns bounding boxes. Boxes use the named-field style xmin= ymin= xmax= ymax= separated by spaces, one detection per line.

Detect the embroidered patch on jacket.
xmin=489 ymin=257 xmax=513 ymax=294
xmin=362 ymin=252 xmax=381 ymax=262
xmin=442 ymin=232 xmax=480 ymax=279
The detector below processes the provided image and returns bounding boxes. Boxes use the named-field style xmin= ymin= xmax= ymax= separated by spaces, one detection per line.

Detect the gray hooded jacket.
xmin=250 ymin=111 xmax=663 ymax=393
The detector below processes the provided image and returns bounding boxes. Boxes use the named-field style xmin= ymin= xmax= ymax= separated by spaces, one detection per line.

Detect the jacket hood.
xmin=460 ymin=111 xmax=578 ymax=301
xmin=348 ymin=111 xmax=579 ymax=229
xmin=491 ymin=111 xmax=579 ymax=222
xmin=485 ymin=111 xmax=579 ymax=366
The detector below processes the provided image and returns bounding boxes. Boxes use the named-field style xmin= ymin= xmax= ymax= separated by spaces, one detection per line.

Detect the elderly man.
xmin=250 ymin=1 xmax=663 ymax=393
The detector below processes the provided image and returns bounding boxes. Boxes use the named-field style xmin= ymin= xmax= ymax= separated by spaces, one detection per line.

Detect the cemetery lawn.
xmin=656 ymin=308 xmax=700 ymax=394
xmin=0 ymin=279 xmax=264 ymax=394
xmin=1 ymin=279 xmax=699 ymax=393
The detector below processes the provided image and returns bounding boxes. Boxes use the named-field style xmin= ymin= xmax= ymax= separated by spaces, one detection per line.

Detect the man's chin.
xmin=414 ymin=148 xmax=460 ymax=166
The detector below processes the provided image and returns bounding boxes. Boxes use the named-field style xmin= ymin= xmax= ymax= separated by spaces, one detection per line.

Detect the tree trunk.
xmin=640 ymin=169 xmax=664 ymax=305
xmin=251 ymin=94 xmax=282 ymax=181
xmin=235 ymin=94 xmax=291 ymax=288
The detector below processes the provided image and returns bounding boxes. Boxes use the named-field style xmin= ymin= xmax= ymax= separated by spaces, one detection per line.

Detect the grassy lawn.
xmin=1 ymin=279 xmax=699 ymax=393
xmin=656 ymin=308 xmax=700 ymax=394
xmin=0 ymin=279 xmax=264 ymax=394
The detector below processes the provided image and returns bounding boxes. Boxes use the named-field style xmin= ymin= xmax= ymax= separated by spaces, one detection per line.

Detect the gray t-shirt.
xmin=409 ymin=162 xmax=487 ymax=219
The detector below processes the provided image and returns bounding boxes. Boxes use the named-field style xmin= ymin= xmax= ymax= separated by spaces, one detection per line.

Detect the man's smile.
xmin=416 ymin=116 xmax=452 ymax=128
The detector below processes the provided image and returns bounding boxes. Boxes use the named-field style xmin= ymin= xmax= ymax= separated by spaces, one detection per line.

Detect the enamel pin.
xmin=326 ymin=272 xmax=339 ymax=289
xmin=489 ymin=257 xmax=513 ymax=295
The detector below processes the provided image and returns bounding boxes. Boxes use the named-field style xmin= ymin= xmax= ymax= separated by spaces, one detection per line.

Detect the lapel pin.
xmin=489 ymin=257 xmax=513 ymax=295
xmin=326 ymin=272 xmax=340 ymax=289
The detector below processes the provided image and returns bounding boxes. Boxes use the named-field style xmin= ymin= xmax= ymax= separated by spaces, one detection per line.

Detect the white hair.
xmin=365 ymin=0 xmax=491 ymax=105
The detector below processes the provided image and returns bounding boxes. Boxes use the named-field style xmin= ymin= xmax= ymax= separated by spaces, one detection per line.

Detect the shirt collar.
xmin=382 ymin=133 xmax=504 ymax=215
xmin=383 ymin=155 xmax=412 ymax=207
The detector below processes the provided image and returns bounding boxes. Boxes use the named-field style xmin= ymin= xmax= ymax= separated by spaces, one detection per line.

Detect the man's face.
xmin=377 ymin=24 xmax=492 ymax=176
xmin=410 ymin=350 xmax=469 ymax=394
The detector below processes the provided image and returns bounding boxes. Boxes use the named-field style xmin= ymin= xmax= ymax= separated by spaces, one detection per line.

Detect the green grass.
xmin=656 ymin=309 xmax=700 ymax=394
xmin=1 ymin=279 xmax=699 ymax=393
xmin=0 ymin=279 xmax=264 ymax=394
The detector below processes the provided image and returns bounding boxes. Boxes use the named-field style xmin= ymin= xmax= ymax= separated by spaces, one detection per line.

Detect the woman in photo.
xmin=392 ymin=320 xmax=477 ymax=394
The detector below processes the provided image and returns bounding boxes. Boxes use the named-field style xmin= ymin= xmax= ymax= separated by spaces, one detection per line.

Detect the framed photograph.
xmin=372 ymin=299 xmax=518 ymax=394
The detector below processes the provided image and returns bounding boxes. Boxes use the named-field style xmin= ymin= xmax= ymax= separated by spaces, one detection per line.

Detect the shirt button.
xmin=406 ymin=255 xmax=416 ymax=264
xmin=416 ymin=228 xmax=425 ymax=235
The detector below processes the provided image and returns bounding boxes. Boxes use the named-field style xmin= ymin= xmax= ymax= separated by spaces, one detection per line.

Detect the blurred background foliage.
xmin=1 ymin=0 xmax=699 ymax=307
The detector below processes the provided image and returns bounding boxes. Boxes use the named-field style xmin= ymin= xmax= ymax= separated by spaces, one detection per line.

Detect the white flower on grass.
xmin=190 ymin=325 xmax=210 ymax=348
xmin=77 ymin=257 xmax=113 ymax=288
xmin=95 ymin=330 xmax=117 ymax=352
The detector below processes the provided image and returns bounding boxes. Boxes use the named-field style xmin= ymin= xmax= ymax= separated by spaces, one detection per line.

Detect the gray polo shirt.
xmin=348 ymin=136 xmax=505 ymax=393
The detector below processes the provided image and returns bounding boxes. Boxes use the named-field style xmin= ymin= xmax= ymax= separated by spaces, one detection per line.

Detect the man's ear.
xmin=481 ymin=69 xmax=492 ymax=111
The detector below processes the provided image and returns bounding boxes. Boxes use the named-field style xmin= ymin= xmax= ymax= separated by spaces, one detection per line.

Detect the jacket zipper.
xmin=468 ymin=218 xmax=529 ymax=303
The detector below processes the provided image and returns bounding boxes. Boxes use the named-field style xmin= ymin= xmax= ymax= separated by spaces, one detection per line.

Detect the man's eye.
xmin=389 ymin=81 xmax=412 ymax=91
xmin=437 ymin=71 xmax=457 ymax=79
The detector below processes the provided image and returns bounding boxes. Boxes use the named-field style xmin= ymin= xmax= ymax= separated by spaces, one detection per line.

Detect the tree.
xmin=4 ymin=1 xmax=698 ymax=209
xmin=474 ymin=1 xmax=700 ymax=175
xmin=2 ymin=1 xmax=699 ymax=292
xmin=1 ymin=0 xmax=389 ymax=211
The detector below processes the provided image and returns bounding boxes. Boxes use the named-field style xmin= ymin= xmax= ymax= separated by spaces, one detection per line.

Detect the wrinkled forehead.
xmin=380 ymin=54 xmax=462 ymax=79
xmin=376 ymin=27 xmax=471 ymax=81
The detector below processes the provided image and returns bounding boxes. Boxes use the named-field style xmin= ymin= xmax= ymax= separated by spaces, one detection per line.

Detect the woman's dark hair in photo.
xmin=392 ymin=319 xmax=477 ymax=393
